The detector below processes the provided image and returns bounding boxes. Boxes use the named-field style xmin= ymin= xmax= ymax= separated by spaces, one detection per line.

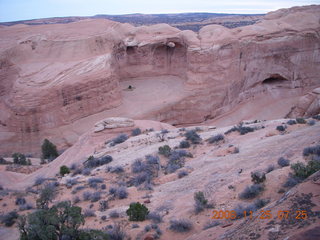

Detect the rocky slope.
xmin=0 ymin=116 xmax=319 ymax=240
xmin=0 ymin=5 xmax=319 ymax=157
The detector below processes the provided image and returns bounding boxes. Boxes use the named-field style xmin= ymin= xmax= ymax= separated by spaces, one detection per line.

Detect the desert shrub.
xmin=88 ymin=177 xmax=103 ymax=188
xmin=99 ymin=200 xmax=108 ymax=211
xmin=254 ymin=198 xmax=270 ymax=209
xmin=132 ymin=172 xmax=152 ymax=186
xmin=266 ymin=164 xmax=275 ymax=173
xmin=131 ymin=128 xmax=142 ymax=136
xmin=296 ymin=117 xmax=306 ymax=124
xmin=73 ymin=196 xmax=81 ymax=204
xmin=303 ymin=145 xmax=320 ymax=159
xmin=12 ymin=153 xmax=28 ymax=165
xmin=18 ymin=201 xmax=108 ymax=240
xmin=283 ymin=175 xmax=300 ymax=188
xmin=158 ymin=145 xmax=171 ymax=158
xmin=185 ymin=130 xmax=201 ymax=144
xmin=312 ymin=115 xmax=320 ymax=120
xmin=60 ymin=165 xmax=70 ymax=176
xmin=19 ymin=203 xmax=33 ymax=211
xmin=84 ymin=155 xmax=113 ymax=168
xmin=109 ymin=210 xmax=119 ymax=218
xmin=106 ymin=224 xmax=126 ymax=240
xmin=291 ymin=160 xmax=320 ymax=179
xmin=156 ymin=129 xmax=169 ymax=142
xmin=194 ymin=191 xmax=208 ymax=213
xmin=109 ymin=186 xmax=128 ymax=199
xmin=239 ymin=184 xmax=264 ymax=199
xmin=179 ymin=140 xmax=190 ymax=149
xmin=251 ymin=171 xmax=266 ymax=184
xmin=41 ymin=139 xmax=59 ymax=160
xmin=36 ymin=184 xmax=57 ymax=209
xmin=132 ymin=223 xmax=139 ymax=228
xmin=207 ymin=134 xmax=224 ymax=144
xmin=203 ymin=220 xmax=220 ymax=230
xmin=107 ymin=165 xmax=124 ymax=174
xmin=147 ymin=211 xmax=162 ymax=223
xmin=81 ymin=168 xmax=92 ymax=176
xmin=144 ymin=225 xmax=151 ymax=232
xmin=165 ymin=150 xmax=191 ymax=173
xmin=178 ymin=170 xmax=188 ymax=178
xmin=101 ymin=184 xmax=106 ymax=190
xmin=83 ymin=191 xmax=93 ymax=201
xmin=84 ymin=209 xmax=96 ymax=217
xmin=126 ymin=202 xmax=149 ymax=221
xmin=34 ymin=177 xmax=46 ymax=186
xmin=145 ymin=155 xmax=160 ymax=165
xmin=0 ymin=156 xmax=8 ymax=164
xmin=131 ymin=159 xmax=147 ymax=173
xmin=307 ymin=120 xmax=316 ymax=126
xmin=66 ymin=178 xmax=78 ymax=187
xmin=287 ymin=119 xmax=297 ymax=125
xmin=15 ymin=197 xmax=26 ymax=206
xmin=169 ymin=219 xmax=193 ymax=232
xmin=225 ymin=125 xmax=255 ymax=135
xmin=276 ymin=125 xmax=286 ymax=132
xmin=1 ymin=211 xmax=18 ymax=226
xmin=73 ymin=185 xmax=85 ymax=193
xmin=278 ymin=157 xmax=290 ymax=167
xmin=91 ymin=191 xmax=101 ymax=202
xmin=110 ymin=134 xmax=128 ymax=146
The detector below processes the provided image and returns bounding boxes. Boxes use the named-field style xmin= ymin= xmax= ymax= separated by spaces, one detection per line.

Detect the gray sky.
xmin=0 ymin=0 xmax=319 ymax=22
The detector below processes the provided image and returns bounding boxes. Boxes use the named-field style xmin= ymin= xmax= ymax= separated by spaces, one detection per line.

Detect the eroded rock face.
xmin=0 ymin=5 xmax=319 ymax=155
xmin=94 ymin=117 xmax=134 ymax=132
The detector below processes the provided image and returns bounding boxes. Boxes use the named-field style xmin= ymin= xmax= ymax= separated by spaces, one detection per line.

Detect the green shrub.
xmin=126 ymin=202 xmax=149 ymax=221
xmin=60 ymin=165 xmax=70 ymax=176
xmin=12 ymin=153 xmax=28 ymax=165
xmin=291 ymin=160 xmax=320 ymax=179
xmin=296 ymin=118 xmax=306 ymax=124
xmin=194 ymin=191 xmax=208 ymax=213
xmin=158 ymin=145 xmax=171 ymax=158
xmin=239 ymin=184 xmax=264 ymax=199
xmin=36 ymin=184 xmax=57 ymax=209
xmin=41 ymin=139 xmax=59 ymax=160
xmin=185 ymin=130 xmax=201 ymax=144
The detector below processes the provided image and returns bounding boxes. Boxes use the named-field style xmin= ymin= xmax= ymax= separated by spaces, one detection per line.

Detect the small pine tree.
xmin=41 ymin=139 xmax=59 ymax=160
xmin=126 ymin=202 xmax=149 ymax=221
xmin=12 ymin=153 xmax=27 ymax=165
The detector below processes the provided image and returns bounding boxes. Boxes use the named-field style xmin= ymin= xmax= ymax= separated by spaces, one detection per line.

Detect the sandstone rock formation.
xmin=94 ymin=117 xmax=135 ymax=132
xmin=0 ymin=5 xmax=319 ymax=155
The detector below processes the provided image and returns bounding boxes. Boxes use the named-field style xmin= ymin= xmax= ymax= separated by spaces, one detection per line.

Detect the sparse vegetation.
xmin=12 ymin=153 xmax=28 ymax=165
xmin=41 ymin=139 xmax=59 ymax=161
xmin=207 ymin=134 xmax=224 ymax=144
xmin=147 ymin=212 xmax=163 ymax=223
xmin=84 ymin=209 xmax=96 ymax=217
xmin=251 ymin=171 xmax=266 ymax=184
xmin=287 ymin=119 xmax=297 ymax=125
xmin=110 ymin=133 xmax=128 ymax=146
xmin=107 ymin=165 xmax=124 ymax=173
xmin=303 ymin=145 xmax=320 ymax=160
xmin=126 ymin=202 xmax=149 ymax=221
xmin=185 ymin=130 xmax=201 ymax=144
xmin=36 ymin=183 xmax=57 ymax=209
xmin=84 ymin=155 xmax=113 ymax=168
xmin=283 ymin=175 xmax=300 ymax=188
xmin=233 ymin=198 xmax=269 ymax=219
xmin=166 ymin=150 xmax=191 ymax=173
xmin=225 ymin=124 xmax=255 ymax=135
xmin=178 ymin=170 xmax=188 ymax=178
xmin=169 ymin=219 xmax=193 ymax=232
xmin=266 ymin=164 xmax=275 ymax=173
xmin=59 ymin=165 xmax=70 ymax=176
xmin=194 ymin=191 xmax=209 ymax=213
xmin=291 ymin=160 xmax=320 ymax=179
xmin=131 ymin=128 xmax=142 ymax=136
xmin=276 ymin=125 xmax=286 ymax=132
xmin=15 ymin=197 xmax=26 ymax=206
xmin=307 ymin=119 xmax=316 ymax=126
xmin=109 ymin=210 xmax=120 ymax=218
xmin=158 ymin=145 xmax=171 ymax=157
xmin=179 ymin=140 xmax=190 ymax=148
xmin=83 ymin=191 xmax=93 ymax=201
xmin=239 ymin=184 xmax=264 ymax=199
xmin=109 ymin=186 xmax=128 ymax=199
xmin=312 ymin=115 xmax=320 ymax=120
xmin=106 ymin=223 xmax=126 ymax=240
xmin=156 ymin=129 xmax=169 ymax=142
xmin=1 ymin=211 xmax=19 ymax=227
xmin=88 ymin=177 xmax=103 ymax=188
xmin=296 ymin=117 xmax=306 ymax=124
xmin=278 ymin=157 xmax=290 ymax=167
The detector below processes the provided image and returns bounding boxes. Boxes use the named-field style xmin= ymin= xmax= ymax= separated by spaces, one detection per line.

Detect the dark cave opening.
xmin=262 ymin=74 xmax=288 ymax=84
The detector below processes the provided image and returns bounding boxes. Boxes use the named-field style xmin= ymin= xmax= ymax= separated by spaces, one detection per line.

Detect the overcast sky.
xmin=0 ymin=0 xmax=319 ymax=22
